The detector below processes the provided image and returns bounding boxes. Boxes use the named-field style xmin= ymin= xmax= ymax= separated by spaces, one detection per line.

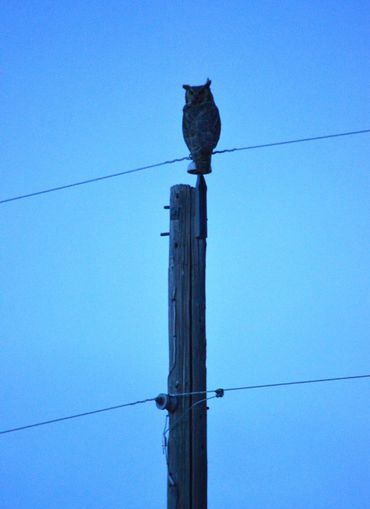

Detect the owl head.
xmin=183 ymin=78 xmax=214 ymax=105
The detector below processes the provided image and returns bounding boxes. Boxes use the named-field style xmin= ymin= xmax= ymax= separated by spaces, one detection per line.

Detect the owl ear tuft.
xmin=205 ymin=78 xmax=212 ymax=87
xmin=183 ymin=84 xmax=190 ymax=90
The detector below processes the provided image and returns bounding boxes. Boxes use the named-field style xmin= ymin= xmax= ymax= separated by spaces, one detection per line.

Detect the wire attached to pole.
xmin=1 ymin=374 xmax=369 ymax=436
xmin=167 ymin=373 xmax=370 ymax=398
xmin=1 ymin=129 xmax=369 ymax=205
xmin=0 ymin=397 xmax=156 ymax=435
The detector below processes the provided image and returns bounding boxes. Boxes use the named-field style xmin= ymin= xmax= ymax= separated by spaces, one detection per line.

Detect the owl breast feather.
xmin=182 ymin=102 xmax=221 ymax=155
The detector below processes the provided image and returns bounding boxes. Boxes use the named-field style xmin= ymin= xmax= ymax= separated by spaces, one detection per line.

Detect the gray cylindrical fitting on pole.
xmin=155 ymin=393 xmax=177 ymax=413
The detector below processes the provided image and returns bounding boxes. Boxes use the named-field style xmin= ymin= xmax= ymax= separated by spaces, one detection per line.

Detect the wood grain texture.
xmin=167 ymin=184 xmax=207 ymax=509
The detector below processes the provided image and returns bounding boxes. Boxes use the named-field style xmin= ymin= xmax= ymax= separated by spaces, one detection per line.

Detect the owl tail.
xmin=188 ymin=152 xmax=212 ymax=175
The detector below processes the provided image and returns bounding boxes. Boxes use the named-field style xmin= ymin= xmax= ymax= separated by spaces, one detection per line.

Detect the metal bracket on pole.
xmin=195 ymin=175 xmax=207 ymax=239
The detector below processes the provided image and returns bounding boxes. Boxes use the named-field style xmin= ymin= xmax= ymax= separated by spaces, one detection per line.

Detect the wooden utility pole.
xmin=165 ymin=176 xmax=208 ymax=509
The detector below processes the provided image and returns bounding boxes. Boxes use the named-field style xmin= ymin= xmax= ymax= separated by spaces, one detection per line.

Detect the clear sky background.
xmin=1 ymin=1 xmax=370 ymax=508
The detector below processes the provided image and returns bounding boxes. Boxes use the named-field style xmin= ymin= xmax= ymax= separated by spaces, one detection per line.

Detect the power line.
xmin=1 ymin=374 xmax=369 ymax=436
xmin=0 ymin=157 xmax=190 ymax=205
xmin=170 ymin=374 xmax=370 ymax=398
xmin=0 ymin=397 xmax=156 ymax=436
xmin=222 ymin=373 xmax=370 ymax=393
xmin=213 ymin=128 xmax=370 ymax=154
xmin=1 ymin=128 xmax=369 ymax=205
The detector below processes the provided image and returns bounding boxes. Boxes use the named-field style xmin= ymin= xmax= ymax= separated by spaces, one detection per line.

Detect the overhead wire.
xmin=212 ymin=128 xmax=370 ymax=154
xmin=170 ymin=374 xmax=370 ymax=398
xmin=0 ymin=397 xmax=156 ymax=436
xmin=1 ymin=128 xmax=369 ymax=205
xmin=0 ymin=157 xmax=190 ymax=205
xmin=1 ymin=373 xmax=369 ymax=436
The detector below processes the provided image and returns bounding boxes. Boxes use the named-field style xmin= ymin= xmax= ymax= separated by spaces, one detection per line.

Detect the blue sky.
xmin=1 ymin=1 xmax=370 ymax=507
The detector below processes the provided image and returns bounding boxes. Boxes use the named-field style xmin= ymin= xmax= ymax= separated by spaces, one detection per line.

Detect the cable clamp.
xmin=215 ymin=388 xmax=224 ymax=398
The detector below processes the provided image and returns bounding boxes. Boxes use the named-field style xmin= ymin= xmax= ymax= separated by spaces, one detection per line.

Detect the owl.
xmin=182 ymin=79 xmax=221 ymax=174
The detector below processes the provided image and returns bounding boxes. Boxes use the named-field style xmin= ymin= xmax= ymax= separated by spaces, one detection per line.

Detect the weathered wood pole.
xmin=167 ymin=178 xmax=207 ymax=509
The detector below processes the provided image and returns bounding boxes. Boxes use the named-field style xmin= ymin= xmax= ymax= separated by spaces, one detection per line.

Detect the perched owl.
xmin=182 ymin=79 xmax=221 ymax=174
